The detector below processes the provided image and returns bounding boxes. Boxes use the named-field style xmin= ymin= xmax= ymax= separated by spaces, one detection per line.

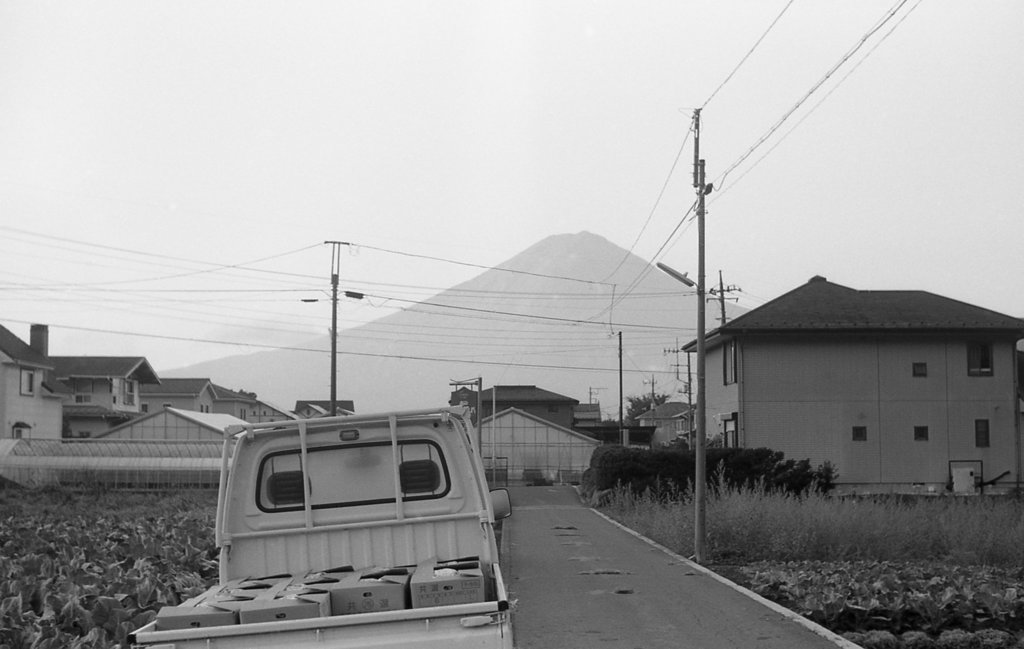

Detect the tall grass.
xmin=601 ymin=484 xmax=1024 ymax=567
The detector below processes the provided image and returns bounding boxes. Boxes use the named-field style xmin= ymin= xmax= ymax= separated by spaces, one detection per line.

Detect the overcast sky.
xmin=2 ymin=1 xmax=1022 ymax=374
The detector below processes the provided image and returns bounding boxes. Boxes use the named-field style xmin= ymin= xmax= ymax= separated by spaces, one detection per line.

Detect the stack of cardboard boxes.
xmin=155 ymin=558 xmax=486 ymax=631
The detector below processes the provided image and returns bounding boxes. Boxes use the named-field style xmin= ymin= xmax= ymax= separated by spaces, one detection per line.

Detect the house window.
xmin=723 ymin=340 xmax=737 ymax=385
xmin=10 ymin=422 xmax=30 ymax=439
xmin=141 ymin=404 xmax=149 ymax=413
xmin=967 ymin=343 xmax=993 ymax=376
xmin=914 ymin=426 xmax=929 ymax=441
xmin=20 ymin=369 xmax=35 ymax=396
xmin=723 ymin=414 xmax=738 ymax=448
xmin=852 ymin=426 xmax=867 ymax=442
xmin=74 ymin=394 xmax=92 ymax=404
xmin=975 ymin=419 xmax=990 ymax=448
xmin=912 ymin=363 xmax=928 ymax=377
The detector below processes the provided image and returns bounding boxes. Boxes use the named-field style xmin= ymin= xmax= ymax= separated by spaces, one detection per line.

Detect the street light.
xmin=657 ymin=260 xmax=707 ymax=564
xmin=302 ymin=289 xmax=364 ymax=417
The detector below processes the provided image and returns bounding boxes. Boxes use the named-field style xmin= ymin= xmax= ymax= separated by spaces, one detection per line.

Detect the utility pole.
xmin=692 ymin=108 xmax=708 ymax=564
xmin=643 ymin=375 xmax=657 ymax=412
xmin=588 ymin=387 xmax=606 ymax=404
xmin=618 ymin=331 xmax=625 ymax=446
xmin=709 ymin=270 xmax=741 ymax=326
xmin=664 ymin=338 xmax=683 ymax=380
xmin=325 ymin=241 xmax=345 ymax=417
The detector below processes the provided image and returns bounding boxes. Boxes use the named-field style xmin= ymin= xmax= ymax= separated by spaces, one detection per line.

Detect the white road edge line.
xmin=589 ymin=507 xmax=863 ymax=649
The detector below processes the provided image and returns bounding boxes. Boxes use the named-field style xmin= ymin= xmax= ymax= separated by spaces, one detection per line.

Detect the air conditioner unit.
xmin=951 ymin=467 xmax=975 ymax=494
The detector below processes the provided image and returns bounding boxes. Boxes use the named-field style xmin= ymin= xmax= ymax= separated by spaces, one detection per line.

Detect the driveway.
xmin=503 ymin=485 xmax=856 ymax=649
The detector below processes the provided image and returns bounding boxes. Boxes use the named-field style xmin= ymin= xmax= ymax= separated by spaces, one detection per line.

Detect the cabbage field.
xmin=0 ymin=487 xmax=218 ymax=649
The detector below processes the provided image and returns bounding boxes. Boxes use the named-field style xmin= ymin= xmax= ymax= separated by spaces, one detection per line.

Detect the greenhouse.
xmin=0 ymin=438 xmax=228 ymax=489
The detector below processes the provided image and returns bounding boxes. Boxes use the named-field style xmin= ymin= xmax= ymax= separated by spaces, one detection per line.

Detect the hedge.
xmin=583 ymin=445 xmax=836 ymax=497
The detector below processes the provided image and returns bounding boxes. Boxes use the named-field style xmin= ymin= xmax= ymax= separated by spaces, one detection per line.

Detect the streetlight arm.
xmin=656 ymin=262 xmax=697 ymax=288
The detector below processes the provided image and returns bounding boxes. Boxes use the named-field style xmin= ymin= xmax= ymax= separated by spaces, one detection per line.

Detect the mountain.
xmin=162 ymin=232 xmax=742 ymax=416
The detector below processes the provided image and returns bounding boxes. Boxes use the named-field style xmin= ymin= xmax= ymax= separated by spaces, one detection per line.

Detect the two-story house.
xmin=449 ymin=385 xmax=580 ymax=429
xmin=0 ymin=324 xmax=63 ymax=439
xmin=50 ymin=355 xmax=160 ymax=438
xmin=685 ymin=276 xmax=1024 ymax=494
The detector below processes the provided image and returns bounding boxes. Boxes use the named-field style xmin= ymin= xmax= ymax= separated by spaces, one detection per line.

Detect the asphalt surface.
xmin=503 ymin=486 xmax=855 ymax=649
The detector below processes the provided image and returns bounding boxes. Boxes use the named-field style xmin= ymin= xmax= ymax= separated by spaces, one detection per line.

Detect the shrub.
xmin=587 ymin=445 xmax=834 ymax=497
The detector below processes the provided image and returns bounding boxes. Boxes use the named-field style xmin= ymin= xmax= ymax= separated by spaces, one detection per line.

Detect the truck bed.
xmin=130 ymin=567 xmax=512 ymax=649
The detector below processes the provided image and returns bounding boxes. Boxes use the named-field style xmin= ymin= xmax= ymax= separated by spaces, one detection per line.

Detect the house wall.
xmin=141 ymin=393 xmax=214 ymax=414
xmin=703 ymin=345 xmax=741 ymax=445
xmin=212 ymin=400 xmax=290 ymax=422
xmin=0 ymin=362 xmax=63 ymax=439
xmin=735 ymin=335 xmax=1020 ymax=491
xmin=66 ymin=377 xmax=142 ymax=414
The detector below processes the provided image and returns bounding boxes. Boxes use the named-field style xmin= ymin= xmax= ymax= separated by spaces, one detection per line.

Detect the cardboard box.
xmin=410 ymin=560 xmax=484 ymax=608
xmin=237 ymin=591 xmax=328 ymax=624
xmin=154 ymin=588 xmax=250 ymax=631
xmin=327 ymin=569 xmax=410 ymax=615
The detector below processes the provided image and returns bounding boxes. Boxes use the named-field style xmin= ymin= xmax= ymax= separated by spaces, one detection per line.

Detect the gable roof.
xmin=700 ymin=276 xmax=1024 ymax=343
xmin=50 ymin=356 xmax=160 ymax=383
xmin=0 ymin=324 xmax=51 ymax=368
xmin=97 ymin=407 xmax=247 ymax=438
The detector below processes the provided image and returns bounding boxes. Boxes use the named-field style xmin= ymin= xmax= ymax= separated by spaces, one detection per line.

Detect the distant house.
xmin=211 ymin=384 xmax=293 ymax=423
xmin=480 ymin=407 xmax=600 ymax=485
xmin=638 ymin=402 xmax=691 ymax=447
xmin=685 ymin=276 xmax=1024 ymax=494
xmin=450 ymin=385 xmax=580 ymax=430
xmin=50 ymin=355 xmax=160 ymax=438
xmin=143 ymin=379 xmax=294 ymax=423
xmin=0 ymin=324 xmax=63 ymax=439
xmin=293 ymin=399 xmax=355 ymax=418
xmin=140 ymin=378 xmax=216 ymax=414
xmin=97 ymin=407 xmax=247 ymax=441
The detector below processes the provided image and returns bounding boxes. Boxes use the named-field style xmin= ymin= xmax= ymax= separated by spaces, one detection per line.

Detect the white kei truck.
xmin=129 ymin=407 xmax=514 ymax=649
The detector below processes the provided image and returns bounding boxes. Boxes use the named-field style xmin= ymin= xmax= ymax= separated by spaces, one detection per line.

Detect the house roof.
xmin=464 ymin=385 xmax=579 ymax=405
xmin=140 ymin=378 xmax=213 ymax=396
xmin=210 ymin=384 xmax=257 ymax=402
xmin=50 ymin=356 xmax=160 ymax=384
xmin=688 ymin=276 xmax=1024 ymax=348
xmin=0 ymin=324 xmax=51 ymax=368
xmin=639 ymin=402 xmax=689 ymax=419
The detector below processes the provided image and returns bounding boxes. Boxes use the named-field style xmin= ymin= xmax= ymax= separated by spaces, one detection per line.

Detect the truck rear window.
xmin=256 ymin=440 xmax=451 ymax=512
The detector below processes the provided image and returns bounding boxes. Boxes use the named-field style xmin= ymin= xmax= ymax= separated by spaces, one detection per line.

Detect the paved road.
xmin=503 ymin=486 xmax=855 ymax=649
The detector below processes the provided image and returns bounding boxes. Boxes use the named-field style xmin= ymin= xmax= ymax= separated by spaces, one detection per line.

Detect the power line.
xmin=701 ymin=0 xmax=796 ymax=109
xmin=350 ymin=241 xmax=613 ymax=287
xmin=716 ymin=0 xmax=925 ymax=194
xmin=714 ymin=0 xmax=912 ymax=193
xmin=0 ymin=318 xmax=665 ymax=375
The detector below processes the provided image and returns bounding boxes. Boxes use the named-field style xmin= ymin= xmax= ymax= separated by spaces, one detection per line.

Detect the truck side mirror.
xmin=490 ymin=488 xmax=511 ymax=520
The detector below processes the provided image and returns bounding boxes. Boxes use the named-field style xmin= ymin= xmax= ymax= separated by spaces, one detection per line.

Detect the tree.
xmin=625 ymin=393 xmax=671 ymax=425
